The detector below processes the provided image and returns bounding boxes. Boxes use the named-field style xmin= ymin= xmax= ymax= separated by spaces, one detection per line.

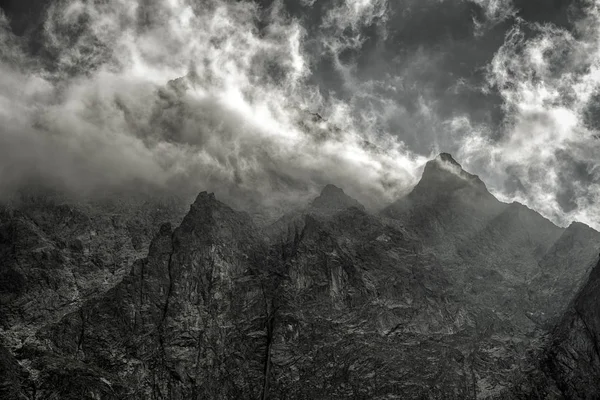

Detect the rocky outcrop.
xmin=0 ymin=194 xmax=186 ymax=365
xmin=309 ymin=184 xmax=365 ymax=214
xmin=31 ymin=193 xmax=271 ymax=399
xmin=530 ymin=222 xmax=600 ymax=325
xmin=1 ymin=154 xmax=599 ymax=399
xmin=507 ymin=257 xmax=600 ymax=400
xmin=544 ymin=256 xmax=600 ymax=399
xmin=382 ymin=153 xmax=507 ymax=255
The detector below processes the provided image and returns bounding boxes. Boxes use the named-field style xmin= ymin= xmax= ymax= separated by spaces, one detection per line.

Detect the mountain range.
xmin=1 ymin=153 xmax=599 ymax=399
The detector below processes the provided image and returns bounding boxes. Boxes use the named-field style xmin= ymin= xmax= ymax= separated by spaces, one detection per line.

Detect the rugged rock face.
xmin=28 ymin=192 xmax=271 ymax=399
xmin=0 ymin=194 xmax=186 ymax=377
xmin=529 ymin=222 xmax=600 ymax=325
xmin=309 ymin=184 xmax=366 ymax=213
xmin=382 ymin=154 xmax=507 ymax=256
xmin=505 ymin=256 xmax=600 ymax=400
xmin=1 ymin=154 xmax=599 ymax=399
xmin=542 ymin=257 xmax=600 ymax=399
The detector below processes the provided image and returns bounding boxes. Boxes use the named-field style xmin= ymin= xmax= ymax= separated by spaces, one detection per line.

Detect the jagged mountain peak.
xmin=189 ymin=191 xmax=241 ymax=216
xmin=180 ymin=191 xmax=257 ymax=242
xmin=424 ymin=153 xmax=481 ymax=182
xmin=566 ymin=220 xmax=598 ymax=233
xmin=383 ymin=153 xmax=494 ymax=219
xmin=187 ymin=191 xmax=225 ymax=221
xmin=435 ymin=152 xmax=461 ymax=166
xmin=554 ymin=220 xmax=600 ymax=249
xmin=411 ymin=153 xmax=489 ymax=197
xmin=310 ymin=184 xmax=365 ymax=212
xmin=193 ymin=191 xmax=217 ymax=204
xmin=321 ymin=184 xmax=344 ymax=195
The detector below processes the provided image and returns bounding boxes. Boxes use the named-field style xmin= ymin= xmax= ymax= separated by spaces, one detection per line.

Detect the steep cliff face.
xmin=511 ymin=258 xmax=600 ymax=400
xmin=530 ymin=222 xmax=600 ymax=325
xmin=267 ymin=206 xmax=470 ymax=399
xmin=547 ymin=257 xmax=600 ymax=399
xmin=28 ymin=193 xmax=272 ymax=399
xmin=0 ymin=195 xmax=185 ymax=343
xmin=0 ymin=194 xmax=187 ymax=399
xmin=382 ymin=153 xmax=506 ymax=254
xmin=1 ymin=155 xmax=599 ymax=399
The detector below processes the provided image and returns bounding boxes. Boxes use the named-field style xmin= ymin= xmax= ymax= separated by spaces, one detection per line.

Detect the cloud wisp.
xmin=0 ymin=0 xmax=425 ymax=214
xmin=455 ymin=0 xmax=600 ymax=229
xmin=0 ymin=0 xmax=598 ymax=229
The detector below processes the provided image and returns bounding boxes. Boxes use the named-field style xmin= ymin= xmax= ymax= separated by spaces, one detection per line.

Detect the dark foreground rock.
xmin=1 ymin=155 xmax=599 ymax=399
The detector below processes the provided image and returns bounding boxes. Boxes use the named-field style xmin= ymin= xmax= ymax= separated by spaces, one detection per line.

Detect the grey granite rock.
xmin=1 ymin=155 xmax=599 ymax=399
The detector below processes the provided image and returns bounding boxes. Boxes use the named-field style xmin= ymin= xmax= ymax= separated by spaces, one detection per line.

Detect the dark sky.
xmin=0 ymin=0 xmax=598 ymax=227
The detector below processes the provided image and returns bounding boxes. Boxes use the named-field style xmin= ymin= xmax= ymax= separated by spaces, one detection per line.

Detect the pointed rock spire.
xmin=414 ymin=153 xmax=488 ymax=195
xmin=310 ymin=184 xmax=365 ymax=212
xmin=193 ymin=191 xmax=216 ymax=205
xmin=382 ymin=153 xmax=498 ymax=219
xmin=436 ymin=152 xmax=461 ymax=166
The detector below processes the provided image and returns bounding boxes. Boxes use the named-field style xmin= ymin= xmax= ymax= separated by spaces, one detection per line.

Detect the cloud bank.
xmin=455 ymin=0 xmax=600 ymax=228
xmin=0 ymin=0 xmax=425 ymax=213
xmin=0 ymin=0 xmax=598 ymax=228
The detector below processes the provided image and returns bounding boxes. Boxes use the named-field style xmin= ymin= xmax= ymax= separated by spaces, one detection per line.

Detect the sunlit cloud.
xmin=457 ymin=0 xmax=600 ymax=229
xmin=0 ymin=0 xmax=599 ymax=228
xmin=0 ymin=0 xmax=423 ymax=215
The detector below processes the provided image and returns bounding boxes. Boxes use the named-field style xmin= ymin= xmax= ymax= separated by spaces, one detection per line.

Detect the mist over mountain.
xmin=1 ymin=0 xmax=600 ymax=229
xmin=1 ymin=0 xmax=600 ymax=398
xmin=0 ymin=154 xmax=599 ymax=399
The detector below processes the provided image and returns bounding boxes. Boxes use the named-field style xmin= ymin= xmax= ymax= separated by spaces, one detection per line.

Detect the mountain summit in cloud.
xmin=1 ymin=0 xmax=600 ymax=229
xmin=310 ymin=184 xmax=365 ymax=212
xmin=1 ymin=154 xmax=599 ymax=399
xmin=413 ymin=152 xmax=489 ymax=194
xmin=1 ymin=0 xmax=600 ymax=396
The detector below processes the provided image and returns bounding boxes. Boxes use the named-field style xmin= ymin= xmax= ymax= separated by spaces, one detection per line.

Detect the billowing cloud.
xmin=468 ymin=0 xmax=515 ymax=36
xmin=456 ymin=0 xmax=600 ymax=229
xmin=0 ymin=0 xmax=598 ymax=228
xmin=0 ymin=0 xmax=425 ymax=215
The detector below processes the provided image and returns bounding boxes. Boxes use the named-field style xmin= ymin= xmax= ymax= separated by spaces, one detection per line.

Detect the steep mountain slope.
xmin=382 ymin=153 xmax=506 ymax=255
xmin=0 ymin=193 xmax=187 ymax=398
xmin=29 ymin=193 xmax=272 ymax=399
xmin=530 ymin=222 xmax=600 ymax=325
xmin=15 ymin=190 xmax=465 ymax=399
xmin=383 ymin=154 xmax=597 ymax=328
xmin=542 ymin=257 xmax=600 ymax=399
xmin=0 ymin=154 xmax=598 ymax=399
xmin=508 ymin=257 xmax=600 ymax=400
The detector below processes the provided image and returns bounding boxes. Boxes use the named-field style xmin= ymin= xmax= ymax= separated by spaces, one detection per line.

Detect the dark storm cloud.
xmin=252 ymin=0 xmax=514 ymax=154
xmin=512 ymin=0 xmax=585 ymax=28
xmin=1 ymin=0 xmax=50 ymax=35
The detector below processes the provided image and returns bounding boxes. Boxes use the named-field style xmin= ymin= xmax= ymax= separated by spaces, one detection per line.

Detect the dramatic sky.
xmin=1 ymin=0 xmax=599 ymax=227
